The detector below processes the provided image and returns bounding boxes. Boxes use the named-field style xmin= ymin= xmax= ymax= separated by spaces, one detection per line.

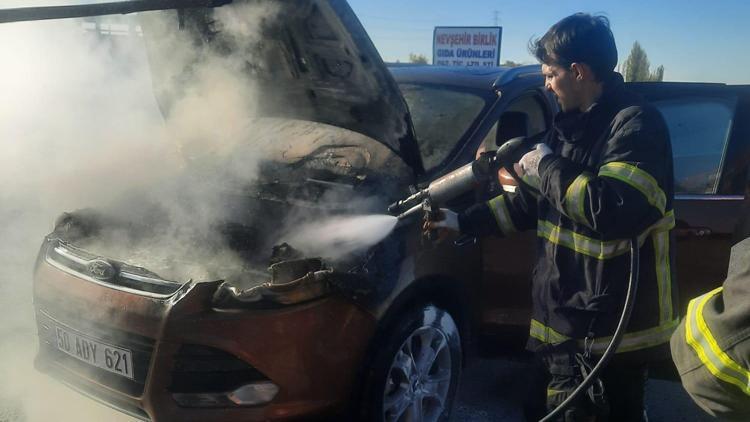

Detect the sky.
xmin=348 ymin=0 xmax=750 ymax=84
xmin=4 ymin=0 xmax=748 ymax=83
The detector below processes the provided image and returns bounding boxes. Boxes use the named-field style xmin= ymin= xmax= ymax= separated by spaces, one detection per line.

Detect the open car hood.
xmin=0 ymin=0 xmax=424 ymax=174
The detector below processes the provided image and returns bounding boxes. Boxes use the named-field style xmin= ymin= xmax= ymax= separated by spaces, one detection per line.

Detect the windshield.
xmin=398 ymin=83 xmax=489 ymax=170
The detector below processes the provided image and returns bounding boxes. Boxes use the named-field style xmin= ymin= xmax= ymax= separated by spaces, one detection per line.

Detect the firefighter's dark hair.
xmin=530 ymin=13 xmax=617 ymax=81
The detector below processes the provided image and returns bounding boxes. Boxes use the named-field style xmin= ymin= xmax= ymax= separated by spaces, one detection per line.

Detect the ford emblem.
xmin=87 ymin=259 xmax=116 ymax=281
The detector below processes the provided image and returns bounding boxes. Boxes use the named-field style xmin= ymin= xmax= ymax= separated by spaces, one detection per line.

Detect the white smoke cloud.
xmin=0 ymin=2 xmax=280 ymax=420
xmin=0 ymin=20 xmax=170 ymax=210
xmin=0 ymin=1 xmax=407 ymax=419
xmin=0 ymin=15 xmax=166 ymax=422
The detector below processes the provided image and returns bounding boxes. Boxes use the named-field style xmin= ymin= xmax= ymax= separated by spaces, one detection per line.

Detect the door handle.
xmin=454 ymin=234 xmax=477 ymax=246
xmin=675 ymin=227 xmax=712 ymax=238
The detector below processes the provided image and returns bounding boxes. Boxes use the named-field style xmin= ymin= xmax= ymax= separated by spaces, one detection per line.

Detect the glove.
xmin=424 ymin=208 xmax=459 ymax=232
xmin=519 ymin=143 xmax=552 ymax=179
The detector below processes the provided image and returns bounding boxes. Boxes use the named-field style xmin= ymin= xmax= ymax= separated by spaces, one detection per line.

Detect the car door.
xmin=478 ymin=83 xmax=748 ymax=333
xmin=476 ymin=90 xmax=553 ymax=331
xmin=631 ymin=84 xmax=747 ymax=315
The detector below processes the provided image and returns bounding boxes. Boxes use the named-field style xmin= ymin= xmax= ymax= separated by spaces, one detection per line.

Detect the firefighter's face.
xmin=542 ymin=63 xmax=583 ymax=112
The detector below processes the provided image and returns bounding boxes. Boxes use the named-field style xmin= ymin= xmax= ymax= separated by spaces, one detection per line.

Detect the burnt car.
xmin=11 ymin=2 xmax=750 ymax=422
xmin=18 ymin=1 xmax=551 ymax=421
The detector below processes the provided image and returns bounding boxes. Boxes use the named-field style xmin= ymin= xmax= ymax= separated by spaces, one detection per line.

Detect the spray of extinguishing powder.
xmin=285 ymin=215 xmax=398 ymax=259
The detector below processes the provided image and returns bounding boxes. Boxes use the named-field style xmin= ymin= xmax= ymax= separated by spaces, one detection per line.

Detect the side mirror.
xmin=496 ymin=111 xmax=529 ymax=146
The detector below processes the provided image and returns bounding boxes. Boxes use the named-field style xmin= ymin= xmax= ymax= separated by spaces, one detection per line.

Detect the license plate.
xmin=54 ymin=325 xmax=135 ymax=380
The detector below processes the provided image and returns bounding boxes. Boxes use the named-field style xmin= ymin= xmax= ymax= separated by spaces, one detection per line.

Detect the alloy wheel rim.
xmin=383 ymin=326 xmax=452 ymax=422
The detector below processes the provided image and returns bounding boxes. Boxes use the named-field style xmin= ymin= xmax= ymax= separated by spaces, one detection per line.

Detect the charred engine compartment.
xmin=28 ymin=0 xmax=425 ymax=310
xmin=44 ymin=127 xmax=411 ymax=308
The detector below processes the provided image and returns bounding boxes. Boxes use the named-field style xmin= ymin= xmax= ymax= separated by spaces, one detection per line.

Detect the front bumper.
xmin=33 ymin=254 xmax=377 ymax=421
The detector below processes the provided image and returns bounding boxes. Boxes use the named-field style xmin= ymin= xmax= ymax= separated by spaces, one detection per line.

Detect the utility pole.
xmin=493 ymin=10 xmax=499 ymax=26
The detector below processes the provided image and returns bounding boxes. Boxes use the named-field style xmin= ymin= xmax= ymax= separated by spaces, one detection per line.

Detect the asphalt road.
xmin=452 ymin=357 xmax=715 ymax=421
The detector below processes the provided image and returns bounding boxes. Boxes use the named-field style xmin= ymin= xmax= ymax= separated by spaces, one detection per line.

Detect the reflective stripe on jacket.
xmin=460 ymin=73 xmax=678 ymax=357
xmin=670 ymin=237 xmax=750 ymax=419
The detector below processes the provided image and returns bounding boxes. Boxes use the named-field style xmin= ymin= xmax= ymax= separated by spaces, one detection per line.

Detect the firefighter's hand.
xmin=424 ymin=208 xmax=459 ymax=233
xmin=519 ymin=143 xmax=552 ymax=178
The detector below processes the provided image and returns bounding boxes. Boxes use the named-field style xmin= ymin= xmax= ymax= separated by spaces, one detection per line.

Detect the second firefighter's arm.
xmin=670 ymin=237 xmax=750 ymax=419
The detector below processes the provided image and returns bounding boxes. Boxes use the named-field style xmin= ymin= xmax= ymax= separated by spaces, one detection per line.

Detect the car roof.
xmin=387 ymin=64 xmax=542 ymax=91
xmin=627 ymin=81 xmax=750 ymax=101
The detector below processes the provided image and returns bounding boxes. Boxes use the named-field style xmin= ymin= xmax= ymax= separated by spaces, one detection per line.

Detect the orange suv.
xmin=8 ymin=1 xmax=749 ymax=421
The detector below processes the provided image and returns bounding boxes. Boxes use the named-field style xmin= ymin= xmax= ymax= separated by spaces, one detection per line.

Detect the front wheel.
xmin=363 ymin=304 xmax=462 ymax=422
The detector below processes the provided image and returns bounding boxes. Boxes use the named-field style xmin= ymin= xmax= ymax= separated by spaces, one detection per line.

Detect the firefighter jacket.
xmin=670 ymin=237 xmax=750 ymax=420
xmin=459 ymin=73 xmax=678 ymax=358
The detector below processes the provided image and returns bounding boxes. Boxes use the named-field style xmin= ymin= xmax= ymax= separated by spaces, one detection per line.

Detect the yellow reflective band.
xmin=653 ymin=230 xmax=674 ymax=324
xmin=537 ymin=220 xmax=628 ymax=259
xmin=536 ymin=211 xmax=675 ymax=260
xmin=585 ymin=318 xmax=679 ymax=354
xmin=530 ymin=319 xmax=570 ymax=343
xmin=547 ymin=388 xmax=566 ymax=398
xmin=563 ymin=173 xmax=593 ymax=226
xmin=530 ymin=318 xmax=679 ymax=354
xmin=599 ymin=162 xmax=667 ymax=215
xmin=685 ymin=288 xmax=750 ymax=396
xmin=487 ymin=195 xmax=516 ymax=235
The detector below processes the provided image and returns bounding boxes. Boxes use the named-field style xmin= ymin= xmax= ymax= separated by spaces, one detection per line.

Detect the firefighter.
xmin=430 ymin=13 xmax=677 ymax=421
xmin=670 ymin=235 xmax=750 ymax=420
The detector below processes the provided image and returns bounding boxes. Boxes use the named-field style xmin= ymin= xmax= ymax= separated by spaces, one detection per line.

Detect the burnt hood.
xmin=0 ymin=0 xmax=424 ymax=174
xmin=264 ymin=0 xmax=423 ymax=173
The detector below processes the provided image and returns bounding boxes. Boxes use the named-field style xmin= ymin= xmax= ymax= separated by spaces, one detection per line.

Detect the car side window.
xmin=398 ymin=83 xmax=488 ymax=171
xmin=653 ymin=97 xmax=737 ymax=194
xmin=477 ymin=94 xmax=549 ymax=157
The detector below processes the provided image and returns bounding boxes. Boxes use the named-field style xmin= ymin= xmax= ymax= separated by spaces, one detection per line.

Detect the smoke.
xmin=0 ymin=15 xmax=167 ymax=422
xmin=0 ymin=1 xmax=408 ymax=419
xmin=0 ymin=2 xmax=282 ymax=420
xmin=0 ymin=23 xmax=170 ymax=211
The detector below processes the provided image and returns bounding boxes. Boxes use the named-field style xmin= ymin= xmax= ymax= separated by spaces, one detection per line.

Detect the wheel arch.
xmin=348 ymin=274 xmax=474 ymax=420
xmin=373 ymin=275 xmax=474 ymax=363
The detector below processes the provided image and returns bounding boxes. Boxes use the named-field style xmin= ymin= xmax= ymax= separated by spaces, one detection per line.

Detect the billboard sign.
xmin=433 ymin=26 xmax=502 ymax=67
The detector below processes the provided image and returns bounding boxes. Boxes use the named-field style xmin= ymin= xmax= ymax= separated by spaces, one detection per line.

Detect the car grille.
xmin=45 ymin=239 xmax=183 ymax=298
xmin=169 ymin=344 xmax=269 ymax=394
xmin=36 ymin=309 xmax=155 ymax=397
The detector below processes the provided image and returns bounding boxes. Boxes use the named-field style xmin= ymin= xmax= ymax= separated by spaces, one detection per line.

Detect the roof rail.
xmin=492 ymin=64 xmax=541 ymax=89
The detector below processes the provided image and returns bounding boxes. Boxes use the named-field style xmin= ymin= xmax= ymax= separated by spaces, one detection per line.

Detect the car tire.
xmin=362 ymin=303 xmax=462 ymax=422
